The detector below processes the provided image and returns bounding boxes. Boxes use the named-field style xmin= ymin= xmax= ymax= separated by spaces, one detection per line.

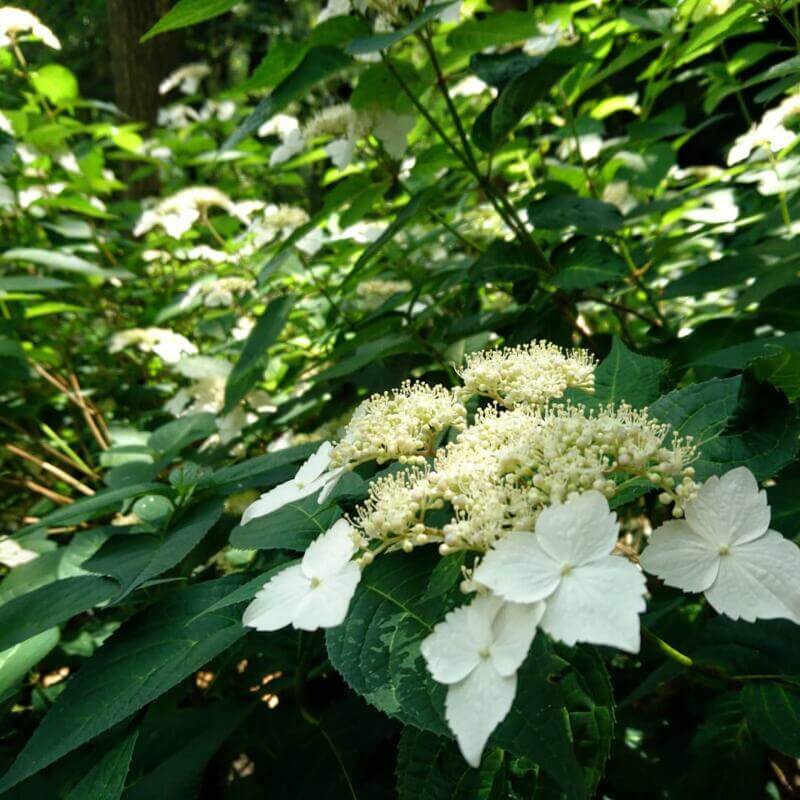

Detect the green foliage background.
xmin=1 ymin=0 xmax=800 ymax=797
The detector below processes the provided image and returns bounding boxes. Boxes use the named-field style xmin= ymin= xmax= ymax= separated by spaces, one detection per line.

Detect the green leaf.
xmin=229 ymin=494 xmax=341 ymax=551
xmin=83 ymin=499 xmax=224 ymax=598
xmin=123 ymin=704 xmax=249 ymax=800
xmin=483 ymin=61 xmax=569 ymax=148
xmin=661 ymin=254 xmax=763 ymax=299
xmin=448 ymin=11 xmax=543 ymax=53
xmin=0 ymin=629 xmax=59 ymax=702
xmin=468 ymin=240 xmax=534 ymax=283
xmin=693 ymin=333 xmax=800 ymax=369
xmin=18 ymin=483 xmax=166 ymax=533
xmin=0 ymin=576 xmax=119 ymax=652
xmin=200 ymin=441 xmax=318 ymax=492
xmin=342 ymin=189 xmax=436 ymax=288
xmin=243 ymin=40 xmax=308 ymax=91
xmin=313 ymin=332 xmax=420 ymax=383
xmin=63 ymin=731 xmax=138 ymax=800
xmin=29 ymin=65 xmax=79 ymax=104
xmin=593 ymin=337 xmax=666 ymax=408
xmin=224 ymin=294 xmax=295 ymax=412
xmin=742 ymin=682 xmax=800 ymax=758
xmin=552 ymin=240 xmax=628 ymax=290
xmin=750 ymin=349 xmax=800 ymax=401
xmin=649 ymin=377 xmax=800 ymax=481
xmin=141 ymin=0 xmax=238 ymax=41
xmin=225 ymin=47 xmax=352 ymax=149
xmin=148 ymin=412 xmax=217 ymax=454
xmin=528 ymin=196 xmax=624 ymax=232
xmin=0 ymin=576 xmax=248 ymax=792
xmin=396 ymin=728 xmax=505 ymax=799
xmin=1 ymin=248 xmax=132 ymax=280
xmin=346 ymin=3 xmax=454 ymax=55
xmin=326 ymin=550 xmax=607 ymax=798
xmin=0 ymin=276 xmax=71 ymax=292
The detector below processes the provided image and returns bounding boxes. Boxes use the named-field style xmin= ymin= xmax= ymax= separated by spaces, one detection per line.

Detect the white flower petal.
xmin=445 ymin=660 xmax=516 ymax=768
xmin=317 ymin=467 xmax=344 ymax=505
xmin=705 ymin=530 xmax=800 ymax=624
xmin=325 ymin=137 xmax=355 ymax=169
xmin=291 ymin=561 xmax=361 ymax=630
xmin=295 ymin=442 xmax=333 ymax=486
xmin=541 ymin=557 xmax=646 ymax=652
xmin=240 ymin=481 xmax=302 ymax=525
xmin=490 ymin=601 xmax=544 ymax=677
xmin=242 ymin=564 xmax=309 ymax=631
xmin=534 ymin=490 xmax=619 ymax=566
xmin=473 ymin=532 xmax=561 ymax=603
xmin=421 ymin=601 xmax=486 ymax=685
xmin=639 ymin=520 xmax=721 ymax=592
xmin=685 ymin=467 xmax=769 ymax=547
xmin=302 ymin=519 xmax=357 ymax=579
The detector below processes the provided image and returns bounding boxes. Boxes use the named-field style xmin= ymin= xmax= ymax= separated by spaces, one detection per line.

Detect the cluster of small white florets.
xmin=303 ymin=104 xmax=370 ymax=142
xmin=457 ymin=341 xmax=597 ymax=407
xmin=349 ymin=400 xmax=697 ymax=555
xmin=134 ymin=187 xmax=236 ymax=238
xmin=180 ymin=277 xmax=254 ymax=308
xmin=329 ymin=382 xmax=467 ymax=469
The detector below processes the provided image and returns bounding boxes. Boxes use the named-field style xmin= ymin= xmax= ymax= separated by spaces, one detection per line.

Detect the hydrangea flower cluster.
xmin=240 ymin=341 xmax=800 ymax=768
xmin=456 ymin=341 xmax=596 ymax=407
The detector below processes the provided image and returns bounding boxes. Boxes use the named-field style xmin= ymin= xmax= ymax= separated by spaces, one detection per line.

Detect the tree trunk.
xmin=106 ymin=0 xmax=183 ymax=126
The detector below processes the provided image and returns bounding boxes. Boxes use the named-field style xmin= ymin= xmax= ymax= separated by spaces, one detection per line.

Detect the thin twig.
xmin=6 ymin=444 xmax=95 ymax=496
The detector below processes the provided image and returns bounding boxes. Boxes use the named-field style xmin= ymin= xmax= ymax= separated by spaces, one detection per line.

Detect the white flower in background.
xmin=16 ymin=181 xmax=65 ymax=211
xmin=198 ymin=99 xmax=236 ymax=122
xmin=727 ymin=96 xmax=800 ymax=166
xmin=295 ymin=226 xmax=326 ymax=255
xmin=159 ymin=62 xmax=211 ymax=95
xmin=421 ymin=593 xmax=543 ymax=767
xmin=0 ymin=7 xmax=60 ymax=49
xmin=109 ymin=327 xmax=197 ymax=364
xmin=179 ymin=277 xmax=254 ymax=309
xmin=57 ymin=152 xmax=80 ymax=173
xmin=474 ymin=491 xmax=646 ymax=652
xmin=0 ymin=536 xmax=38 ymax=567
xmin=522 ymin=21 xmax=562 ymax=57
xmin=241 ymin=442 xmax=344 ymax=524
xmin=232 ymin=316 xmax=255 ymax=341
xmin=683 ymin=189 xmax=739 ymax=225
xmin=317 ymin=0 xmax=351 ymax=24
xmin=640 ymin=467 xmax=800 ymax=623
xmin=156 ymin=104 xmax=200 ymax=129
xmin=270 ymin=126 xmax=305 ymax=166
xmin=0 ymin=110 xmax=12 ymax=135
xmin=437 ymin=1 xmax=461 ymax=24
xmin=243 ymin=518 xmax=361 ymax=630
xmin=373 ymin=111 xmax=415 ymax=159
xmin=304 ymin=103 xmax=371 ymax=169
xmin=134 ymin=187 xmax=236 ymax=238
xmin=175 ymin=244 xmax=231 ymax=264
xmin=450 ymin=75 xmax=491 ymax=98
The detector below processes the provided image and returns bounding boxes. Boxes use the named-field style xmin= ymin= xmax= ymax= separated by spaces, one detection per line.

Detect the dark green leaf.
xmin=230 ymin=493 xmax=341 ymax=551
xmin=593 ymin=337 xmax=666 ymax=408
xmin=750 ymin=349 xmax=800 ymax=401
xmin=0 ymin=576 xmax=119 ymax=652
xmin=742 ymin=682 xmax=800 ymax=758
xmin=528 ymin=196 xmax=624 ymax=232
xmin=552 ymin=240 xmax=628 ymax=290
xmin=83 ymin=499 xmax=224 ymax=598
xmin=225 ymin=294 xmax=294 ymax=412
xmin=448 ymin=12 xmax=544 ymax=52
xmin=346 ymin=3 xmax=453 ymax=55
xmin=0 ymin=577 xmax=248 ymax=793
xmin=141 ymin=0 xmax=238 ymax=41
xmin=225 ymin=47 xmax=352 ymax=148
xmin=148 ymin=413 xmax=217 ymax=454
xmin=64 ymin=731 xmax=138 ymax=800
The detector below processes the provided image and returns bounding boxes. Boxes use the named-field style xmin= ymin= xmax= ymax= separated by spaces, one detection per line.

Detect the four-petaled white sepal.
xmin=473 ymin=490 xmax=646 ymax=652
xmin=240 ymin=442 xmax=343 ymax=525
xmin=640 ymin=466 xmax=800 ymax=623
xmin=421 ymin=593 xmax=543 ymax=767
xmin=243 ymin=518 xmax=361 ymax=632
